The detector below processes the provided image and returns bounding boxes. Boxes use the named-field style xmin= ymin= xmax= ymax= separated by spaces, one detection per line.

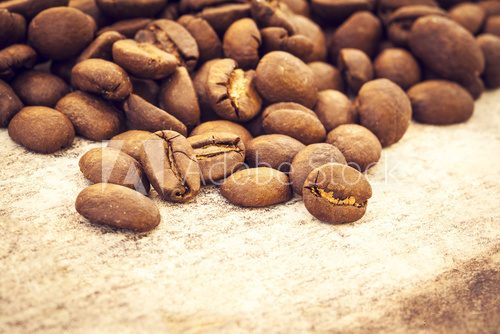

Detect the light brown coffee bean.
xmin=289 ymin=15 xmax=327 ymax=63
xmin=250 ymin=0 xmax=296 ymax=33
xmin=198 ymin=3 xmax=251 ymax=35
xmin=260 ymin=26 xmax=314 ymax=61
xmin=223 ymin=18 xmax=261 ymax=70
xmin=373 ymin=48 xmax=421 ymax=90
xmin=12 ymin=70 xmax=70 ymax=107
xmin=308 ymin=61 xmax=344 ymax=92
xmin=377 ymin=0 xmax=438 ymax=24
xmin=314 ymin=90 xmax=355 ymax=132
xmin=449 ymin=3 xmax=486 ymax=34
xmin=338 ymin=48 xmax=374 ymax=94
xmin=77 ymin=31 xmax=126 ymax=63
xmin=477 ymin=34 xmax=500 ymax=88
xmin=177 ymin=15 xmax=222 ymax=63
xmin=108 ymin=130 xmax=158 ymax=161
xmin=246 ymin=134 xmax=305 ymax=173
xmin=190 ymin=120 xmax=253 ymax=149
xmin=0 ymin=44 xmax=37 ymax=80
xmin=0 ymin=79 xmax=23 ymax=127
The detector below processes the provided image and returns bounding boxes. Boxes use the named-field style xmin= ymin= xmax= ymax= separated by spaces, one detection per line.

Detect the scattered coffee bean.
xmin=77 ymin=31 xmax=125 ymax=63
xmin=0 ymin=9 xmax=26 ymax=49
xmin=0 ymin=44 xmax=37 ymax=80
xmin=373 ymin=48 xmax=421 ymax=90
xmin=223 ymin=18 xmax=261 ymax=70
xmin=314 ymin=90 xmax=355 ymax=132
xmin=12 ymin=70 xmax=69 ymax=107
xmin=477 ymin=34 xmax=500 ymax=88
xmin=178 ymin=15 xmax=222 ymax=63
xmin=0 ymin=79 xmax=23 ymax=127
xmin=449 ymin=3 xmax=486 ymax=35
xmin=108 ymin=130 xmax=158 ymax=161
xmin=246 ymin=134 xmax=305 ymax=172
xmin=338 ymin=48 xmax=374 ymax=94
xmin=95 ymin=0 xmax=165 ymax=19
xmin=308 ymin=61 xmax=344 ymax=92
xmin=190 ymin=120 xmax=253 ymax=149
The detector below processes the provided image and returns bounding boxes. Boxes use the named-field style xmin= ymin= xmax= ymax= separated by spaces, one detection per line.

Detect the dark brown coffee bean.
xmin=0 ymin=44 xmax=37 ymax=80
xmin=79 ymin=147 xmax=150 ymax=195
xmin=198 ymin=3 xmax=251 ymax=35
xmin=159 ymin=66 xmax=200 ymax=129
xmin=0 ymin=9 xmax=26 ymax=49
xmin=108 ymin=130 xmax=158 ymax=161
xmin=314 ymin=90 xmax=355 ymax=132
xmin=260 ymin=26 xmax=314 ymax=61
xmin=220 ymin=167 xmax=292 ymax=207
xmin=407 ymin=80 xmax=474 ymax=125
xmin=97 ymin=18 xmax=152 ymax=38
xmin=75 ymin=183 xmax=160 ymax=232
xmin=71 ymin=59 xmax=133 ymax=101
xmin=206 ymin=58 xmax=262 ymax=122
xmin=311 ymin=0 xmax=373 ymax=23
xmin=160 ymin=2 xmax=179 ymax=20
xmin=246 ymin=134 xmax=305 ymax=172
xmin=338 ymin=48 xmax=373 ymax=94
xmin=329 ymin=11 xmax=382 ymax=60
xmin=223 ymin=18 xmax=261 ymax=70
xmin=449 ymin=3 xmax=486 ymax=34
xmin=192 ymin=58 xmax=219 ymax=118
xmin=373 ymin=48 xmax=421 ymax=90
xmin=289 ymin=15 xmax=327 ymax=63
xmin=95 ymin=0 xmax=166 ymax=19
xmin=355 ymin=79 xmax=412 ymax=147
xmin=250 ymin=0 xmax=296 ymax=33
xmin=485 ymin=15 xmax=500 ymax=36
xmin=69 ymin=0 xmax=108 ymax=29
xmin=326 ymin=124 xmax=382 ymax=171
xmin=112 ymin=39 xmax=178 ymax=80
xmin=308 ymin=61 xmax=344 ymax=92
xmin=479 ymin=1 xmax=500 ymax=17
xmin=123 ymin=94 xmax=187 ymax=136
xmin=130 ymin=77 xmax=160 ymax=105
xmin=56 ymin=91 xmax=122 ymax=141
xmin=77 ymin=31 xmax=125 ymax=63
xmin=0 ymin=0 xmax=69 ymax=19
xmin=190 ymin=120 xmax=253 ymax=149
xmin=28 ymin=7 xmax=95 ymax=61
xmin=50 ymin=58 xmax=75 ymax=84
xmin=8 ymin=106 xmax=74 ymax=153
xmin=377 ymin=0 xmax=438 ymax=24
xmin=0 ymin=79 xmax=23 ymax=127
xmin=245 ymin=113 xmax=264 ymax=137
xmin=140 ymin=130 xmax=201 ymax=203
xmin=290 ymin=143 xmax=346 ymax=195
xmin=188 ymin=132 xmax=245 ymax=183
xmin=12 ymin=70 xmax=69 ymax=107
xmin=255 ymin=51 xmax=317 ymax=108
xmin=303 ymin=163 xmax=372 ymax=224
xmin=477 ymin=34 xmax=500 ymax=88
xmin=262 ymin=102 xmax=326 ymax=145
xmin=177 ymin=15 xmax=222 ymax=63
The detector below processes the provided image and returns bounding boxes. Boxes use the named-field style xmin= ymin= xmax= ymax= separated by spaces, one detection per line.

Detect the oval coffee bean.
xmin=72 ymin=59 xmax=133 ymax=101
xmin=477 ymin=34 xmax=500 ymax=89
xmin=314 ymin=90 xmax=355 ymax=132
xmin=308 ymin=61 xmax=344 ymax=92
xmin=355 ymin=79 xmax=412 ymax=147
xmin=246 ymin=134 xmax=305 ymax=173
xmin=95 ymin=0 xmax=165 ymax=19
xmin=373 ymin=48 xmax=421 ymax=90
xmin=0 ymin=44 xmax=37 ymax=80
xmin=8 ymin=106 xmax=74 ymax=153
xmin=188 ymin=132 xmax=245 ymax=183
xmin=140 ymin=130 xmax=201 ymax=203
xmin=75 ymin=183 xmax=161 ymax=232
xmin=177 ymin=15 xmax=222 ymax=63
xmin=12 ymin=70 xmax=69 ymax=107
xmin=262 ymin=102 xmax=326 ymax=145
xmin=223 ymin=18 xmax=261 ymax=70
xmin=250 ymin=0 xmax=295 ymax=33
xmin=198 ymin=3 xmax=251 ymax=35
xmin=338 ymin=48 xmax=373 ymax=94
xmin=290 ymin=143 xmax=346 ymax=195
xmin=220 ymin=167 xmax=292 ymax=207
xmin=303 ymin=163 xmax=372 ymax=224
xmin=77 ymin=31 xmax=126 ymax=63
xmin=260 ymin=26 xmax=314 ymax=61
xmin=449 ymin=3 xmax=485 ymax=35
xmin=326 ymin=124 xmax=382 ymax=171
xmin=108 ymin=130 xmax=158 ymax=161
xmin=377 ymin=0 xmax=438 ymax=24
xmin=190 ymin=120 xmax=253 ymax=149
xmin=407 ymin=80 xmax=474 ymax=125
xmin=0 ymin=79 xmax=23 ymax=127
xmin=289 ymin=15 xmax=327 ymax=63
xmin=0 ymin=9 xmax=26 ymax=49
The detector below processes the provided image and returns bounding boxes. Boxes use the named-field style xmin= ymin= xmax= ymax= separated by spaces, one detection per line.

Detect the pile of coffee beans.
xmin=2 ymin=0 xmax=500 ymax=231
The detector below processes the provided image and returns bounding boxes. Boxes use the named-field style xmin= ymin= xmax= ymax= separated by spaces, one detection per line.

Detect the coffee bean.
xmin=255 ymin=51 xmax=317 ymax=108
xmin=12 ymin=70 xmax=70 ymax=107
xmin=75 ymin=183 xmax=160 ymax=232
xmin=190 ymin=120 xmax=253 ymax=149
xmin=326 ymin=124 xmax=382 ymax=171
xmin=479 ymin=1 xmax=500 ymax=16
xmin=260 ymin=26 xmax=314 ymax=61
xmin=108 ymin=130 xmax=158 ymax=161
xmin=289 ymin=15 xmax=327 ymax=63
xmin=0 ymin=9 xmax=26 ymax=49
xmin=56 ymin=91 xmax=122 ymax=141
xmin=188 ymin=132 xmax=245 ymax=183
xmin=246 ymin=134 xmax=305 ymax=172
xmin=77 ymin=31 xmax=125 ymax=63
xmin=308 ymin=61 xmax=344 ymax=92
xmin=0 ymin=0 xmax=69 ymax=19
xmin=0 ymin=44 xmax=37 ymax=80
xmin=373 ymin=48 xmax=421 ymax=90
xmin=97 ymin=18 xmax=152 ymax=38
xmin=338 ymin=48 xmax=374 ymax=94
xmin=96 ymin=0 xmax=165 ymax=19
xmin=355 ymin=79 xmax=412 ymax=147
xmin=314 ymin=90 xmax=355 ymax=132
xmin=177 ymin=15 xmax=222 ymax=63
xmin=311 ymin=0 xmax=373 ymax=23
xmin=192 ymin=58 xmax=219 ymax=119
xmin=198 ymin=3 xmax=251 ymax=35
xmin=71 ymin=59 xmax=132 ymax=101
xmin=205 ymin=58 xmax=262 ymax=122
xmin=123 ymin=94 xmax=187 ymax=136
xmin=250 ymin=0 xmax=296 ymax=33
xmin=282 ymin=0 xmax=310 ymax=16
xmin=449 ymin=3 xmax=486 ymax=34
xmin=130 ymin=77 xmax=160 ymax=105
xmin=8 ymin=106 xmax=75 ymax=153
xmin=220 ymin=167 xmax=292 ymax=207
xmin=485 ymin=15 xmax=500 ymax=36
xmin=303 ymin=163 xmax=372 ymax=224
xmin=0 ymin=79 xmax=23 ymax=127
xmin=112 ymin=39 xmax=178 ymax=80
xmin=262 ymin=102 xmax=326 ymax=145
xmin=407 ymin=80 xmax=474 ymax=125
xmin=28 ymin=7 xmax=96 ymax=60
xmin=290 ymin=143 xmax=346 ymax=195
xmin=377 ymin=0 xmax=438 ymax=24
xmin=223 ymin=18 xmax=261 ymax=70
xmin=70 ymin=0 xmax=108 ymax=29
xmin=140 ymin=130 xmax=201 ymax=203
xmin=477 ymin=34 xmax=500 ymax=88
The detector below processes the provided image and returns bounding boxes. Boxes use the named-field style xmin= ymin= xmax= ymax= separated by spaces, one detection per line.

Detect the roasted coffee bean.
xmin=205 ymin=58 xmax=262 ymax=122
xmin=112 ymin=39 xmax=178 ymax=80
xmin=0 ymin=79 xmax=23 ymax=127
xmin=220 ymin=167 xmax=292 ymax=207
xmin=95 ymin=0 xmax=166 ymax=19
xmin=479 ymin=1 xmax=500 ymax=17
xmin=130 ymin=77 xmax=160 ymax=105
xmin=77 ymin=31 xmax=126 ymax=63
xmin=308 ymin=61 xmax=344 ymax=92
xmin=290 ymin=143 xmax=346 ymax=195
xmin=8 ymin=106 xmax=74 ymax=153
xmin=198 ymin=3 xmax=251 ymax=36
xmin=79 ymin=147 xmax=150 ymax=195
xmin=140 ymin=130 xmax=201 ymax=203
xmin=188 ymin=132 xmax=245 ymax=183
xmin=108 ymin=130 xmax=158 ymax=161
xmin=50 ymin=58 xmax=76 ymax=84
xmin=282 ymin=0 xmax=310 ymax=16
xmin=136 ymin=19 xmax=199 ymax=72
xmin=485 ymin=15 xmax=500 ymax=36
xmin=314 ymin=90 xmax=355 ymax=132
xmin=355 ymin=79 xmax=412 ymax=147
xmin=262 ymin=102 xmax=326 ymax=145
xmin=255 ymin=51 xmax=317 ymax=108
xmin=28 ymin=7 xmax=96 ymax=61
xmin=311 ymin=0 xmax=373 ymax=23
xmin=223 ymin=18 xmax=261 ymax=70
xmin=69 ymin=0 xmax=108 ymax=29
xmin=71 ymin=59 xmax=133 ymax=101
xmin=192 ymin=59 xmax=219 ymax=118
xmin=56 ymin=91 xmax=122 ymax=141
xmin=12 ymin=70 xmax=69 ymax=107
xmin=407 ymin=80 xmax=474 ymax=125
xmin=260 ymin=26 xmax=314 ymax=61
xmin=373 ymin=48 xmax=421 ymax=90
xmin=97 ymin=18 xmax=152 ymax=38
xmin=377 ymin=0 xmax=438 ymax=24
xmin=289 ymin=15 xmax=327 ymax=63
xmin=75 ymin=183 xmax=160 ymax=232
xmin=329 ymin=11 xmax=382 ymax=60
xmin=190 ymin=120 xmax=253 ymax=148
xmin=326 ymin=124 xmax=382 ymax=171
xmin=0 ymin=0 xmax=69 ymax=19
xmin=177 ymin=15 xmax=222 ymax=63
xmin=123 ymin=94 xmax=187 ymax=135
xmin=246 ymin=134 xmax=305 ymax=172
xmin=477 ymin=34 xmax=500 ymax=88
xmin=159 ymin=66 xmax=200 ymax=128
xmin=303 ymin=163 xmax=372 ymax=224
xmin=250 ymin=0 xmax=296 ymax=33
xmin=338 ymin=48 xmax=373 ymax=94
xmin=0 ymin=9 xmax=26 ymax=49
xmin=449 ymin=3 xmax=486 ymax=34
xmin=0 ymin=44 xmax=37 ymax=80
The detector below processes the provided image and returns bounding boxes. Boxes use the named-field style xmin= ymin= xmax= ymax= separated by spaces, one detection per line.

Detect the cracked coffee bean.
xmin=190 ymin=120 xmax=253 ymax=149
xmin=373 ymin=48 xmax=421 ymax=90
xmin=108 ymin=130 xmax=158 ymax=161
xmin=338 ymin=48 xmax=374 ymax=94
xmin=303 ymin=163 xmax=372 ymax=224
xmin=12 ymin=70 xmax=70 ymax=107
xmin=0 ymin=44 xmax=37 ymax=80
xmin=0 ymin=9 xmax=26 ymax=49
xmin=95 ymin=0 xmax=166 ymax=19
xmin=246 ymin=134 xmax=305 ymax=173
xmin=75 ymin=183 xmax=161 ymax=232
xmin=223 ymin=18 xmax=261 ymax=70
xmin=314 ymin=90 xmax=355 ymax=132
xmin=77 ymin=31 xmax=126 ymax=63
